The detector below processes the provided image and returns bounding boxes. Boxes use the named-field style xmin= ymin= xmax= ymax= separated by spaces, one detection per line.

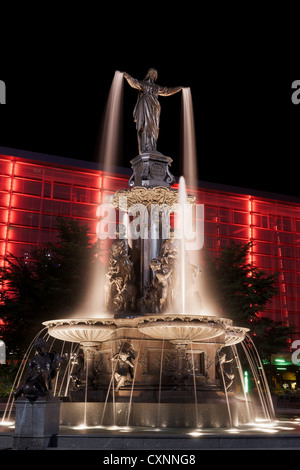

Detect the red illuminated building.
xmin=1 ymin=147 xmax=300 ymax=331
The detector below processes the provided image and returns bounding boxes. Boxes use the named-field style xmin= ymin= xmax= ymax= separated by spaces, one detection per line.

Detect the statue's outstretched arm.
xmin=122 ymin=72 xmax=142 ymax=91
xmin=158 ymin=85 xmax=183 ymax=97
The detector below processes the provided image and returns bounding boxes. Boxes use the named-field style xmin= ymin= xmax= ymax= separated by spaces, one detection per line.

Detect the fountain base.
xmin=40 ymin=314 xmax=256 ymax=430
xmin=13 ymin=397 xmax=61 ymax=449
xmin=60 ymin=398 xmax=253 ymax=429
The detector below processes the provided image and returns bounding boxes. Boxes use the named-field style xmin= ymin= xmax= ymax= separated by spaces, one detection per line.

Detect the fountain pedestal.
xmin=13 ymin=397 xmax=61 ymax=449
xmin=81 ymin=343 xmax=101 ymax=384
xmin=128 ymin=151 xmax=175 ymax=188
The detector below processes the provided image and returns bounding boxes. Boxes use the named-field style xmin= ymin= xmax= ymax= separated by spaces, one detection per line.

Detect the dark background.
xmin=0 ymin=16 xmax=299 ymax=197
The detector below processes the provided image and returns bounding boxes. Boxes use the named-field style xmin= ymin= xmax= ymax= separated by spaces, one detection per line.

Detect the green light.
xmin=275 ymin=359 xmax=286 ymax=363
xmin=244 ymin=371 xmax=249 ymax=393
xmin=276 ymin=367 xmax=287 ymax=370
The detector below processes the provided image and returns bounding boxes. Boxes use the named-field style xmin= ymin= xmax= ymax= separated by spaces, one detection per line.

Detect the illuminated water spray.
xmin=97 ymin=70 xmax=124 ymax=172
xmin=72 ymin=71 xmax=125 ymax=319
xmin=181 ymin=87 xmax=198 ymax=189
xmin=180 ymin=88 xmax=201 ymax=311
xmin=178 ymin=176 xmax=187 ymax=313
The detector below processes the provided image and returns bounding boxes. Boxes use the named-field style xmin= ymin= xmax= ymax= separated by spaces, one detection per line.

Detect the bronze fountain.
xmin=16 ymin=70 xmax=263 ymax=431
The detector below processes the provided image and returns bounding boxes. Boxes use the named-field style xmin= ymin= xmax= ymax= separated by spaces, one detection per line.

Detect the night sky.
xmin=1 ymin=25 xmax=299 ymax=198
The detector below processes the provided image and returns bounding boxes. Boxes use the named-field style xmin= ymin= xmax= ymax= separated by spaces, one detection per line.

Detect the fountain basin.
xmin=60 ymin=399 xmax=251 ymax=429
xmin=43 ymin=315 xmax=249 ymax=347
xmin=137 ymin=315 xmax=233 ymax=345
xmin=225 ymin=326 xmax=250 ymax=346
xmin=43 ymin=319 xmax=117 ymax=344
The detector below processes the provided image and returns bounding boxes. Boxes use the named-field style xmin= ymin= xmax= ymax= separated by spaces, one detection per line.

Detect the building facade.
xmin=1 ymin=147 xmax=300 ymax=332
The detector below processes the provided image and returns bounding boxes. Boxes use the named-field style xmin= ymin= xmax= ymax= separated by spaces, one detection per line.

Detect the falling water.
xmin=181 ymin=88 xmax=198 ymax=189
xmin=157 ymin=338 xmax=165 ymax=428
xmin=53 ymin=341 xmax=65 ymax=396
xmin=180 ymin=90 xmax=203 ymax=313
xmin=1 ymin=327 xmax=48 ymax=424
xmin=83 ymin=357 xmax=89 ymax=427
xmin=71 ymin=71 xmax=125 ymax=320
xmin=189 ymin=338 xmax=199 ymax=427
xmin=73 ymin=261 xmax=111 ymax=319
xmin=178 ymin=176 xmax=187 ymax=314
xmin=241 ymin=334 xmax=275 ymax=421
xmin=97 ymin=70 xmax=124 ymax=172
xmin=109 ymin=338 xmax=117 ymax=427
xmin=126 ymin=335 xmax=144 ymax=428
xmin=231 ymin=344 xmax=252 ymax=422
xmin=122 ymin=212 xmax=132 ymax=249
xmin=216 ymin=350 xmax=233 ymax=428
xmin=100 ymin=339 xmax=128 ymax=427
xmin=61 ymin=343 xmax=80 ymax=397
xmin=100 ymin=351 xmax=118 ymax=427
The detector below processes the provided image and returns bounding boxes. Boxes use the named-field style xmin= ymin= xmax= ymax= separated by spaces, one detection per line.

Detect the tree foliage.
xmin=0 ymin=218 xmax=98 ymax=352
xmin=201 ymin=242 xmax=296 ymax=354
xmin=249 ymin=316 xmax=297 ymax=363
xmin=202 ymin=242 xmax=278 ymax=324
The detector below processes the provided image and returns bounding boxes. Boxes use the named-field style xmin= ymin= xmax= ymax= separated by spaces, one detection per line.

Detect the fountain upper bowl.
xmin=137 ymin=314 xmax=232 ymax=344
xmin=43 ymin=314 xmax=249 ymax=346
xmin=42 ymin=318 xmax=117 ymax=344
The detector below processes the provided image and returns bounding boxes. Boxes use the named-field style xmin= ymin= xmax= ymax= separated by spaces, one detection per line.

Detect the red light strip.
xmin=0 ymin=160 xmax=14 ymax=303
xmin=2 ymin=161 xmax=15 ymax=267
xmin=274 ymin=225 xmax=290 ymax=329
xmin=248 ymin=195 xmax=253 ymax=266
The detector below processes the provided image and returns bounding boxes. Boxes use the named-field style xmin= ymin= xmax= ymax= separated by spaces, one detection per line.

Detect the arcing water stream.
xmin=181 ymin=87 xmax=198 ymax=189
xmin=97 ymin=70 xmax=124 ymax=172
xmin=0 ymin=325 xmax=277 ymax=431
